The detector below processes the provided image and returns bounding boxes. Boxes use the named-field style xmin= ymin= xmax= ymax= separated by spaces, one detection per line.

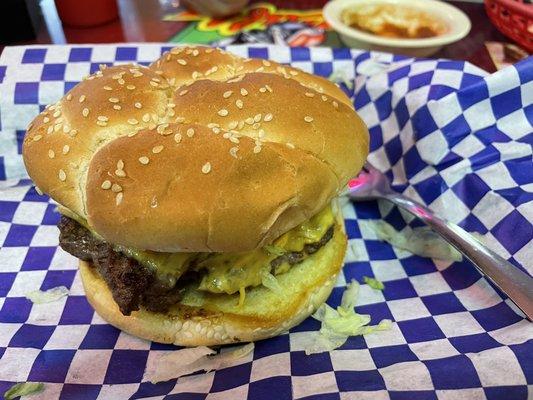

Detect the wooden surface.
xmin=4 ymin=0 xmax=509 ymax=72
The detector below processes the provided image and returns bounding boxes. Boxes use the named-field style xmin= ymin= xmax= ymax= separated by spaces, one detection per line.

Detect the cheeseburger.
xmin=22 ymin=46 xmax=369 ymax=346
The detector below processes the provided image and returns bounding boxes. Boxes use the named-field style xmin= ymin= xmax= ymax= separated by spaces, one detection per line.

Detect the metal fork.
xmin=347 ymin=163 xmax=533 ymax=320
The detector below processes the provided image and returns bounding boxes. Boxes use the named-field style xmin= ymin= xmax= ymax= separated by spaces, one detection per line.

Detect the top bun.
xmin=23 ymin=46 xmax=369 ymax=252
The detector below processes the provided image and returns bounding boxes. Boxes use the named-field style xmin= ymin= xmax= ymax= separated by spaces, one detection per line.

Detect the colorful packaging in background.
xmin=164 ymin=2 xmax=343 ymax=47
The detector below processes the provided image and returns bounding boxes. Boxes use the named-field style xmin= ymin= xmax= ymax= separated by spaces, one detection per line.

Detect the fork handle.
xmin=384 ymin=193 xmax=533 ymax=320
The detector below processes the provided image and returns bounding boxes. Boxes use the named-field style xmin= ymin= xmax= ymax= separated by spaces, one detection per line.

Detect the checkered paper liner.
xmin=0 ymin=44 xmax=531 ymax=400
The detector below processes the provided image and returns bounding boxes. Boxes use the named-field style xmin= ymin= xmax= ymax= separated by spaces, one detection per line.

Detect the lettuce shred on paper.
xmin=143 ymin=343 xmax=254 ymax=383
xmin=361 ymin=220 xmax=463 ymax=261
xmin=305 ymin=280 xmax=391 ymax=355
xmin=363 ymin=276 xmax=385 ymax=290
xmin=4 ymin=382 xmax=44 ymax=399
xmin=25 ymin=286 xmax=69 ymax=304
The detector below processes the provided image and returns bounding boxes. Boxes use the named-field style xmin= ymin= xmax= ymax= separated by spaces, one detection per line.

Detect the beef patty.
xmin=58 ymin=216 xmax=335 ymax=316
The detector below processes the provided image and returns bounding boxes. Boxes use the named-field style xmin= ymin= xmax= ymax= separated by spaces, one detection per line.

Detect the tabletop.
xmin=4 ymin=0 xmax=509 ymax=73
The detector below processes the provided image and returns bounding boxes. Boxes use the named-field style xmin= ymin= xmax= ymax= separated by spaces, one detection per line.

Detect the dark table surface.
xmin=3 ymin=0 xmax=510 ymax=73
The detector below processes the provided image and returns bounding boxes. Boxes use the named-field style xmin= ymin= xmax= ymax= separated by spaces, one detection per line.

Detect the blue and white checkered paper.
xmin=0 ymin=44 xmax=531 ymax=400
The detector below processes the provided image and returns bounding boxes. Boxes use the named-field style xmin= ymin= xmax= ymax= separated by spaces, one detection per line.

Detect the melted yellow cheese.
xmin=58 ymin=204 xmax=335 ymax=295
xmin=196 ymin=205 xmax=335 ymax=295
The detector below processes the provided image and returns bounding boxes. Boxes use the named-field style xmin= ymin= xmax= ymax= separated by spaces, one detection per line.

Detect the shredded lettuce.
xmin=261 ymin=271 xmax=283 ymax=295
xmin=328 ymin=70 xmax=354 ymax=90
xmin=25 ymin=286 xmax=69 ymax=304
xmin=361 ymin=220 xmax=463 ymax=261
xmin=306 ymin=280 xmax=391 ymax=355
xmin=264 ymin=245 xmax=285 ymax=256
xmin=143 ymin=343 xmax=254 ymax=383
xmin=363 ymin=276 xmax=385 ymax=290
xmin=4 ymin=382 xmax=44 ymax=399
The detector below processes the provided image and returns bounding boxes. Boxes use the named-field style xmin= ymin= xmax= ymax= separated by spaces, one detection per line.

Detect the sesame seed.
xmin=175 ymin=116 xmax=185 ymax=123
xmin=290 ymin=70 xmax=298 ymax=76
xmin=229 ymin=136 xmax=239 ymax=144
xmin=79 ymin=95 xmax=86 ymax=103
xmin=109 ymin=97 xmax=119 ymax=103
xmin=113 ymin=105 xmax=121 ymax=110
xmin=322 ymin=95 xmax=328 ymax=101
xmin=53 ymin=111 xmax=61 ymax=118
xmin=179 ymin=89 xmax=188 ymax=96
xmin=254 ymin=113 xmax=262 ymax=122
xmin=63 ymin=125 xmax=71 ymax=133
xmin=126 ymin=85 xmax=135 ymax=90
xmin=264 ymin=113 xmax=273 ymax=122
xmin=43 ymin=117 xmax=50 ymax=123
xmin=177 ymin=59 xmax=187 ymax=65
xmin=149 ymin=81 xmax=158 ymax=87
xmin=186 ymin=128 xmax=195 ymax=137
xmin=117 ymin=159 xmax=124 ymax=170
xmin=48 ymin=150 xmax=55 ymax=158
xmin=101 ymin=180 xmax=111 ymax=189
xmin=82 ymin=108 xmax=89 ymax=117
xmin=235 ymin=99 xmax=243 ymax=109
xmin=103 ymin=86 xmax=112 ymax=91
xmin=135 ymin=102 xmax=142 ymax=109
xmin=333 ymin=101 xmax=339 ymax=108
xmin=228 ymin=121 xmax=238 ymax=129
xmin=128 ymin=119 xmax=138 ymax=125
xmin=70 ymin=129 xmax=78 ymax=137
xmin=62 ymin=145 xmax=70 ymax=154
xmin=142 ymin=113 xmax=150 ymax=123
xmin=259 ymin=87 xmax=266 ymax=93
xmin=229 ymin=147 xmax=238 ymax=158
xmin=265 ymin=84 xmax=273 ymax=92
xmin=47 ymin=126 xmax=53 ymax=134
xmin=286 ymin=142 xmax=295 ymax=149
xmin=136 ymin=155 xmax=149 ymax=165
xmin=115 ymin=169 xmax=126 ymax=177
xmin=192 ymin=71 xmax=200 ymax=79
xmin=212 ymin=127 xmax=220 ymax=134
xmin=96 ymin=121 xmax=107 ymax=127
xmin=111 ymin=183 xmax=122 ymax=192
xmin=118 ymin=78 xmax=125 ymax=85
xmin=115 ymin=192 xmax=123 ymax=205
xmin=256 ymin=67 xmax=265 ymax=72
xmin=223 ymin=91 xmax=233 ymax=98
xmin=262 ymin=60 xmax=271 ymax=67
xmin=253 ymin=145 xmax=262 ymax=154
xmin=304 ymin=116 xmax=314 ymax=122
xmin=201 ymin=162 xmax=211 ymax=174
xmin=245 ymin=117 xmax=254 ymax=125
xmin=305 ymin=92 xmax=315 ymax=97
xmin=54 ymin=124 xmax=61 ymax=132
xmin=152 ymin=145 xmax=164 ymax=154
xmin=58 ymin=169 xmax=66 ymax=181
xmin=240 ymin=88 xmax=248 ymax=96
xmin=218 ymin=109 xmax=229 ymax=117
xmin=97 ymin=115 xmax=109 ymax=122
xmin=174 ymin=133 xmax=182 ymax=143
xmin=32 ymin=134 xmax=42 ymax=142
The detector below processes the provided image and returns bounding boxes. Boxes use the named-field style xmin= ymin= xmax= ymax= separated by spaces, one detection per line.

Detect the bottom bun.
xmin=80 ymin=213 xmax=347 ymax=346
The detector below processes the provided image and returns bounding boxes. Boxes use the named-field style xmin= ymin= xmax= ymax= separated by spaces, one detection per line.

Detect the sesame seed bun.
xmin=22 ymin=46 xmax=369 ymax=252
xmin=79 ymin=210 xmax=347 ymax=346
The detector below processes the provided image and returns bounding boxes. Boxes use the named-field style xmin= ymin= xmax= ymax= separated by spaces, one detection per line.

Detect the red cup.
xmin=54 ymin=0 xmax=119 ymax=28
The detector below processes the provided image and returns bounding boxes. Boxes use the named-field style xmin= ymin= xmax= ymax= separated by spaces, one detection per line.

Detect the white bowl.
xmin=323 ymin=0 xmax=471 ymax=57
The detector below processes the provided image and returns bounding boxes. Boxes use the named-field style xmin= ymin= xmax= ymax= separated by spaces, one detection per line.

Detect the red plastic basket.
xmin=484 ymin=0 xmax=533 ymax=52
